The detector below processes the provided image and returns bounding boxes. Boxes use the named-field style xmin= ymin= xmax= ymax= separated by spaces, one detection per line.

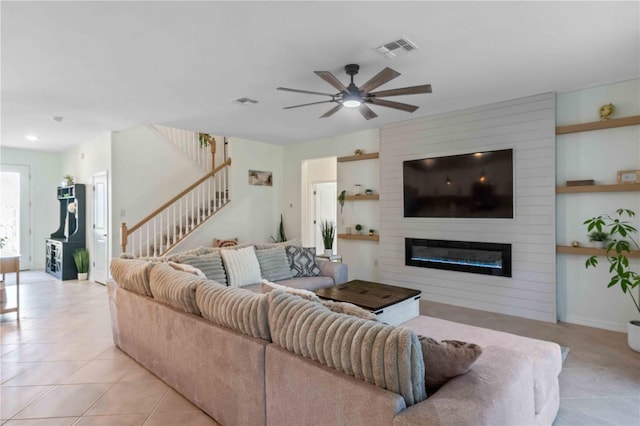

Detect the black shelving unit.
xmin=45 ymin=184 xmax=86 ymax=280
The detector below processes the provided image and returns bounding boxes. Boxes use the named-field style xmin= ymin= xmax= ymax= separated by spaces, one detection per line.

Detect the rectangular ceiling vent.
xmin=375 ymin=36 xmax=419 ymax=58
xmin=233 ymin=97 xmax=259 ymax=106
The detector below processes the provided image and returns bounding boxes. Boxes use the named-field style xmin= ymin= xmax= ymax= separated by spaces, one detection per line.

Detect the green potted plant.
xmin=0 ymin=237 xmax=7 ymax=249
xmin=588 ymin=231 xmax=609 ymax=249
xmin=320 ymin=221 xmax=336 ymax=255
xmin=369 ymin=228 xmax=375 ymax=236
xmin=63 ymin=174 xmax=74 ymax=186
xmin=337 ymin=190 xmax=346 ymax=214
xmin=355 ymin=224 xmax=363 ymax=235
xmin=584 ymin=209 xmax=639 ymax=352
xmin=73 ymin=248 xmax=89 ymax=281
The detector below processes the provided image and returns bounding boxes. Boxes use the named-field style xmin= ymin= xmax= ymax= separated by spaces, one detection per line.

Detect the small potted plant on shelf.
xmin=584 ymin=209 xmax=640 ymax=352
xmin=365 ymin=189 xmax=374 ymax=195
xmin=588 ymin=231 xmax=609 ymax=248
xmin=368 ymin=228 xmax=375 ymax=236
xmin=73 ymin=248 xmax=89 ymax=281
xmin=63 ymin=175 xmax=74 ymax=186
xmin=355 ymin=224 xmax=363 ymax=235
xmin=320 ymin=221 xmax=335 ymax=256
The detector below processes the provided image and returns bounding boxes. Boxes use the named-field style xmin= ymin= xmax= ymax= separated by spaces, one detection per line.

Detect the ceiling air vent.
xmin=374 ymin=36 xmax=419 ymax=58
xmin=233 ymin=97 xmax=259 ymax=106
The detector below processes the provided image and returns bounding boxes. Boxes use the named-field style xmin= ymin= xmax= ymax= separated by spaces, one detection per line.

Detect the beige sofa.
xmin=107 ymin=258 xmax=561 ymax=426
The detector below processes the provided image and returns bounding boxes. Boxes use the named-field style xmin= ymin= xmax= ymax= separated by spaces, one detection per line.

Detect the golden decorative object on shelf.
xmin=354 ymin=149 xmax=363 ymax=156
xmin=599 ymin=103 xmax=615 ymax=121
xmin=571 ymin=240 xmax=580 ymax=247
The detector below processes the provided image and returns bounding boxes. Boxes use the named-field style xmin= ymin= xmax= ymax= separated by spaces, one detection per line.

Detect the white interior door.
xmin=313 ymin=182 xmax=337 ymax=254
xmin=0 ymin=165 xmax=30 ymax=269
xmin=92 ymin=171 xmax=109 ymax=284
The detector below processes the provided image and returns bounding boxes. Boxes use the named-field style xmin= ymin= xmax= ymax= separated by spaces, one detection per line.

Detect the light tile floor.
xmin=1 ymin=272 xmax=217 ymax=425
xmin=2 ymin=272 xmax=639 ymax=425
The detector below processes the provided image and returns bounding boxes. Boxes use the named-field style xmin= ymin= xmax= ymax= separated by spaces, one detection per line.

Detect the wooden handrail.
xmin=126 ymin=158 xmax=231 ymax=236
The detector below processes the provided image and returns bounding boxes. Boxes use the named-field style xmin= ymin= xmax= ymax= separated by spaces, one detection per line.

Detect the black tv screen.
xmin=403 ymin=149 xmax=513 ymax=218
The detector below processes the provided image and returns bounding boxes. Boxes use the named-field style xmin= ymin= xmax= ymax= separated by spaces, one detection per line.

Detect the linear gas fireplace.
xmin=405 ymin=238 xmax=512 ymax=277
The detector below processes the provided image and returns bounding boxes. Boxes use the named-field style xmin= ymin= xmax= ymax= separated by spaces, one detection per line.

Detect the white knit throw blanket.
xmin=267 ymin=291 xmax=426 ymax=405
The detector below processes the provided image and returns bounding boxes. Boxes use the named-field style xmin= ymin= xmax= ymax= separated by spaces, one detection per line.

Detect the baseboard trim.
xmin=565 ymin=315 xmax=628 ymax=333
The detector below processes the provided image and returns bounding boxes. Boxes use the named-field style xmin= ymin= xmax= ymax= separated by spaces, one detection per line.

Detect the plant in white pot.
xmin=73 ymin=248 xmax=89 ymax=281
xmin=584 ymin=209 xmax=640 ymax=352
xmin=588 ymin=231 xmax=609 ymax=248
xmin=320 ymin=221 xmax=335 ymax=256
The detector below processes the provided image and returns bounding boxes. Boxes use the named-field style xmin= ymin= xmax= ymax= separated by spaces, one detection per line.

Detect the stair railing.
xmin=120 ymin=158 xmax=231 ymax=257
xmin=153 ymin=125 xmax=217 ymax=172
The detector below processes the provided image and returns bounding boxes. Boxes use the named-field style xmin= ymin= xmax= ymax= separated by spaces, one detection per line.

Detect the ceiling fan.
xmin=277 ymin=64 xmax=432 ymax=120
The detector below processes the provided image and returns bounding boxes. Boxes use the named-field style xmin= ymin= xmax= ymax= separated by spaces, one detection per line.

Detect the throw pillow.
xmin=255 ymin=246 xmax=293 ymax=281
xmin=285 ymin=246 xmax=321 ymax=277
xmin=167 ymin=261 xmax=206 ymax=279
xmin=418 ymin=336 xmax=483 ymax=394
xmin=213 ymin=238 xmax=238 ymax=248
xmin=220 ymin=245 xmax=262 ymax=287
xmin=254 ymin=238 xmax=302 ymax=250
xmin=260 ymin=279 xmax=320 ymax=301
xmin=174 ymin=252 xmax=227 ymax=285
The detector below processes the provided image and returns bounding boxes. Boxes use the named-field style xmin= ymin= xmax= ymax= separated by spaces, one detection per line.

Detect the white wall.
xmin=556 ymin=78 xmax=640 ymax=331
xmin=379 ymin=93 xmax=557 ymax=323
xmin=61 ymin=132 xmax=112 ymax=280
xmin=283 ymin=129 xmax=379 ymax=281
xmin=0 ymin=148 xmax=62 ymax=269
xmin=111 ymin=125 xmax=204 ymax=258
xmin=169 ymin=136 xmax=283 ymax=250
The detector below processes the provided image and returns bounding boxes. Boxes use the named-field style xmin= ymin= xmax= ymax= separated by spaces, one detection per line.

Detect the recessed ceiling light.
xmin=25 ymin=135 xmax=38 ymax=141
xmin=52 ymin=116 xmax=64 ymax=122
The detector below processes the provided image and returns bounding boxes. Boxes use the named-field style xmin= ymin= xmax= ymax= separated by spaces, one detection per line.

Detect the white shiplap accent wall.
xmin=379 ymin=93 xmax=556 ymax=322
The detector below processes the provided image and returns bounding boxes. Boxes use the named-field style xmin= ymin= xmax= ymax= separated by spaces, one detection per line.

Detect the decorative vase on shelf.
xmin=354 ymin=184 xmax=362 ymax=196
xmin=592 ymin=241 xmax=606 ymax=249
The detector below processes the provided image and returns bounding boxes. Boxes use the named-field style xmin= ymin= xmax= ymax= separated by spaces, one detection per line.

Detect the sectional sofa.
xmin=108 ymin=252 xmax=561 ymax=425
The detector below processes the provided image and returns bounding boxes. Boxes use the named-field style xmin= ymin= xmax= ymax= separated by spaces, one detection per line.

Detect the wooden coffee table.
xmin=315 ymin=280 xmax=421 ymax=325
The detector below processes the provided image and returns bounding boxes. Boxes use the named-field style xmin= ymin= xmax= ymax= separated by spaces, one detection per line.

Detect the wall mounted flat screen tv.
xmin=403 ymin=148 xmax=513 ymax=218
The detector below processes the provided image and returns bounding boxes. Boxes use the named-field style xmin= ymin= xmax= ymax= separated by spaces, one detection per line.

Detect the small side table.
xmin=317 ymin=253 xmax=343 ymax=263
xmin=0 ymin=253 xmax=20 ymax=319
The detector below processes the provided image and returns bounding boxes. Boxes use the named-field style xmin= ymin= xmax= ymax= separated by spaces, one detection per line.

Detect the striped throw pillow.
xmin=256 ymin=246 xmax=293 ymax=281
xmin=174 ymin=252 xmax=227 ymax=285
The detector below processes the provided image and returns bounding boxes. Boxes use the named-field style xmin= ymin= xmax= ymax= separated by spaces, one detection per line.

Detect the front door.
xmin=92 ymin=171 xmax=109 ymax=284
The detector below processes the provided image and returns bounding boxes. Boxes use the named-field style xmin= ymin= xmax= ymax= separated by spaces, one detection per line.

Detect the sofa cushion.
xmin=149 ymin=263 xmax=207 ymax=315
xmin=267 ymin=291 xmax=426 ymax=406
xmin=260 ymin=279 xmax=320 ymax=301
xmin=110 ymin=258 xmax=155 ymax=297
xmin=220 ymin=246 xmax=262 ymax=287
xmin=275 ymin=276 xmax=334 ymax=291
xmin=418 ymin=336 xmax=483 ymax=394
xmin=195 ymin=281 xmax=271 ymax=341
xmin=285 ymin=246 xmax=321 ymax=277
xmin=403 ymin=316 xmax=562 ymax=415
xmin=256 ymin=246 xmax=293 ymax=282
xmin=174 ymin=252 xmax=227 ymax=285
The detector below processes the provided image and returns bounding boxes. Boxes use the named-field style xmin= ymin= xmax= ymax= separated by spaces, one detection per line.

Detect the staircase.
xmin=153 ymin=125 xmax=216 ymax=172
xmin=120 ymin=158 xmax=232 ymax=257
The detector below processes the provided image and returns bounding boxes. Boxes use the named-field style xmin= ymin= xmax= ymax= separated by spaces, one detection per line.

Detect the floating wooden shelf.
xmin=556 ymin=183 xmax=640 ymax=193
xmin=338 ymin=234 xmax=379 ymax=241
xmin=556 ymin=115 xmax=640 ymax=135
xmin=337 ymin=152 xmax=379 ymax=162
xmin=556 ymin=245 xmax=640 ymax=258
xmin=344 ymin=194 xmax=379 ymax=201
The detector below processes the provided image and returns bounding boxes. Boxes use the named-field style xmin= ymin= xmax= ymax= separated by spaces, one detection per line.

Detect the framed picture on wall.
xmin=249 ymin=170 xmax=273 ymax=186
xmin=617 ymin=170 xmax=640 ymax=184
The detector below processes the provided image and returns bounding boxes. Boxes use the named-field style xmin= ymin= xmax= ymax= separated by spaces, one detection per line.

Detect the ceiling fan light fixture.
xmin=342 ymin=93 xmax=361 ymax=108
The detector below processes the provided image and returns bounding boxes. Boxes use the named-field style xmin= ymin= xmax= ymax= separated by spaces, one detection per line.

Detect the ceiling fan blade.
xmin=368 ymin=98 xmax=419 ymax=113
xmin=358 ymin=104 xmax=378 ymax=120
xmin=277 ymin=87 xmax=336 ymax=97
xmin=358 ymin=67 xmax=401 ymax=94
xmin=283 ymin=100 xmax=335 ymax=110
xmin=314 ymin=71 xmax=348 ymax=92
xmin=369 ymin=84 xmax=432 ymax=98
xmin=320 ymin=104 xmax=343 ymax=118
